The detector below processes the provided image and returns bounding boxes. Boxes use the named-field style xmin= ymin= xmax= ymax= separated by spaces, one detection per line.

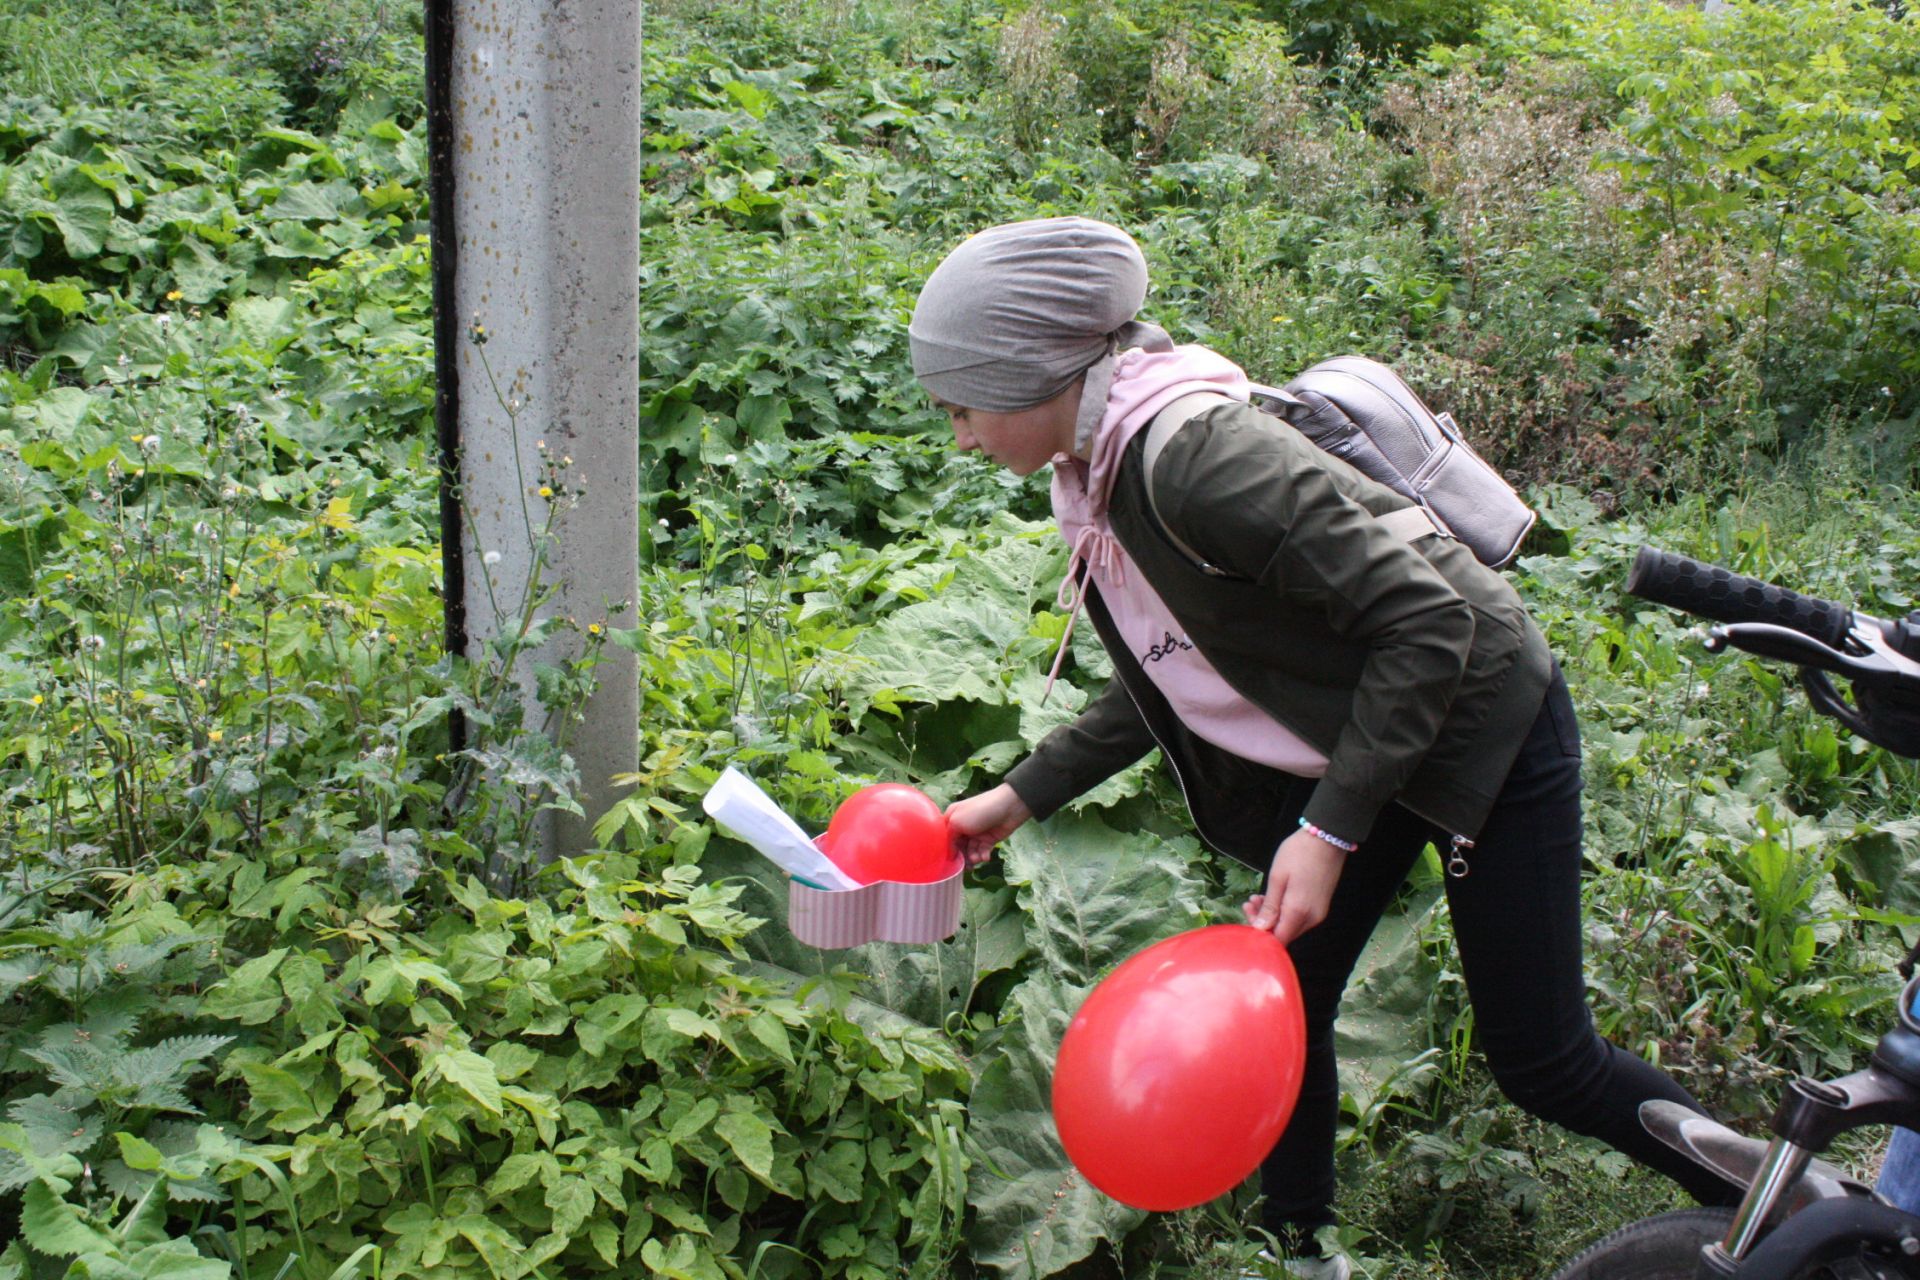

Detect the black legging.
xmin=1258 ymin=665 xmax=1736 ymax=1244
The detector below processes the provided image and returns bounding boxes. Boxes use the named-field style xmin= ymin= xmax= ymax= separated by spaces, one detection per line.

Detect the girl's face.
xmin=936 ymin=386 xmax=1080 ymax=476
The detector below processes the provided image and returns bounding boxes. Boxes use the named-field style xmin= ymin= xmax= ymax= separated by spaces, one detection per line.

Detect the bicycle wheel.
xmin=1552 ymin=1208 xmax=1732 ymax=1280
xmin=1552 ymin=1207 xmax=1914 ymax=1280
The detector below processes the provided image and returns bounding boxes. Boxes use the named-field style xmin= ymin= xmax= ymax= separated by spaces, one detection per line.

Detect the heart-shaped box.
xmin=787 ymin=855 xmax=964 ymax=949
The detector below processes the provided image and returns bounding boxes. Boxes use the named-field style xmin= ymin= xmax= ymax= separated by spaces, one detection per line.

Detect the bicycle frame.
xmin=1644 ymin=974 xmax=1920 ymax=1277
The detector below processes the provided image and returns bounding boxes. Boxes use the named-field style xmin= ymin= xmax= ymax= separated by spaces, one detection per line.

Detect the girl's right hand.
xmin=945 ymin=784 xmax=1033 ymax=867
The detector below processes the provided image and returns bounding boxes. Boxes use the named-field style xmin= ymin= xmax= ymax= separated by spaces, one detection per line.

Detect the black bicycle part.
xmin=1626 ymin=548 xmax=1920 ymax=758
xmin=1550 ymin=1209 xmax=1734 ymax=1280
xmin=1767 ymin=990 xmax=1920 ymax=1152
xmin=1626 ymin=547 xmax=1852 ymax=646
xmin=1724 ymin=1198 xmax=1920 ymax=1280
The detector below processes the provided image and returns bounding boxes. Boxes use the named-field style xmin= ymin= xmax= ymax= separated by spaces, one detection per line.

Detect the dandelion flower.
xmin=138 ymin=435 xmax=161 ymax=455
xmin=538 ymin=485 xmax=554 ymax=499
xmin=208 ymin=729 xmax=224 ymax=744
xmin=29 ymin=694 xmax=42 ymax=706
xmin=588 ymin=622 xmax=603 ymax=636
xmin=165 ymin=290 xmax=183 ymax=302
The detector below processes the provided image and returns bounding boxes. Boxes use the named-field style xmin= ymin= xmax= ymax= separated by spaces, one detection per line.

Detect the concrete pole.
xmin=445 ymin=0 xmax=641 ymax=858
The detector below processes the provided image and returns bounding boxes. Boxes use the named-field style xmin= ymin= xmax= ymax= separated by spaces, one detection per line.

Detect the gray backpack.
xmin=1143 ymin=355 xmax=1536 ymax=572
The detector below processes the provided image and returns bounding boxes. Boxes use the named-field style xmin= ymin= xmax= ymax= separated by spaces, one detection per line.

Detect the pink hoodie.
xmin=1048 ymin=346 xmax=1329 ymax=778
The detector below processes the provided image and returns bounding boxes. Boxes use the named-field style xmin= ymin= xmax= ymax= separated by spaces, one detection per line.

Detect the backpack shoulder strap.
xmin=1143 ymin=392 xmax=1442 ymax=571
xmin=1143 ymin=392 xmax=1235 ymax=575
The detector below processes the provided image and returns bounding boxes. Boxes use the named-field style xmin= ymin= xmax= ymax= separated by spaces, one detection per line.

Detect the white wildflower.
xmin=483 ymin=550 xmax=503 ymax=566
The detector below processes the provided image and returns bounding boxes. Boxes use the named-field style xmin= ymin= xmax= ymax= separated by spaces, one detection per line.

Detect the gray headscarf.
xmin=908 ymin=217 xmax=1173 ymax=452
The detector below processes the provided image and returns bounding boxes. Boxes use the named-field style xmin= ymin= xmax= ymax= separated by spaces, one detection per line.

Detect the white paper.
xmin=702 ymin=767 xmax=862 ymax=891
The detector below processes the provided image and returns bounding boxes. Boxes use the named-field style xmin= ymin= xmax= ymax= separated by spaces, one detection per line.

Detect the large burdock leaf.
xmin=1839 ymin=816 xmax=1920 ymax=916
xmin=1331 ymin=885 xmax=1447 ymax=1130
xmin=965 ymin=973 xmax=1142 ymax=1278
xmin=963 ymin=814 xmax=1217 ymax=1275
xmin=1001 ymin=810 xmax=1213 ymax=987
xmin=843 ymin=517 xmax=1065 ymax=722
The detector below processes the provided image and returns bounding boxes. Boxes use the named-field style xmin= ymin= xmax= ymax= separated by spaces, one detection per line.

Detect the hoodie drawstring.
xmin=1043 ymin=526 xmax=1125 ymax=704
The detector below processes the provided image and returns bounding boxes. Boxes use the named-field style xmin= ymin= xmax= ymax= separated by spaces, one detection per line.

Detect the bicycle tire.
xmin=1552 ymin=1207 xmax=1915 ymax=1280
xmin=1552 ymin=1208 xmax=1733 ymax=1280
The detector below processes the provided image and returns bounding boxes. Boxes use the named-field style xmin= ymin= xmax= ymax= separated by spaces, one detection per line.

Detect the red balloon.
xmin=822 ymin=784 xmax=958 ymax=885
xmin=1051 ymin=925 xmax=1307 ymax=1211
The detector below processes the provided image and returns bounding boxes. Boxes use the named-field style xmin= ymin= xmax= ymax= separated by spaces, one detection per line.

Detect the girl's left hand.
xmin=1244 ymin=827 xmax=1349 ymax=945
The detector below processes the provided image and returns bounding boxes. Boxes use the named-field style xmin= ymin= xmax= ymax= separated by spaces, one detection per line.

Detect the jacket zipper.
xmin=1106 ymin=666 xmax=1234 ymax=859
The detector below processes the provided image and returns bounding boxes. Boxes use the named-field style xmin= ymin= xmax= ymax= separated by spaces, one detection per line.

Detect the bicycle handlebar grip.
xmin=1625 ymin=546 xmax=1851 ymax=647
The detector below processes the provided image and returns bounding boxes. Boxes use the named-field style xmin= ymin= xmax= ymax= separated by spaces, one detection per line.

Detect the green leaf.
xmin=44 ymin=166 xmax=115 ymax=258
xmin=227 ymin=296 xmax=303 ymax=353
xmin=236 ymin=1062 xmax=322 ymax=1132
xmin=450 ymin=1213 xmax=522 ymax=1279
xmin=713 ymin=1109 xmax=775 ymax=1183
xmin=433 ymin=1048 xmax=502 ymax=1115
xmin=167 ymin=237 xmax=237 ymax=303
xmin=111 ymin=1239 xmax=230 ymax=1278
xmin=1332 ymin=888 xmax=1448 ymax=1126
xmin=667 ymin=1096 xmax=719 ymax=1145
xmin=588 ymin=1218 xmax=621 ymax=1266
xmin=202 ymin=948 xmax=288 ymax=1025
xmin=805 ymin=1139 xmax=865 ymax=1204
xmin=1003 ymin=811 xmax=1211 ymax=987
xmin=20 ymin=1180 xmax=115 ymax=1257
xmin=117 ymin=1132 xmax=165 ymax=1172
xmin=719 ymin=295 xmax=779 ymax=348
xmin=736 ymin=393 xmax=791 ymax=442
xmin=965 ymin=974 xmax=1142 ymax=1278
xmin=267 ymin=180 xmax=355 ymax=222
xmin=842 ymin=519 xmax=1065 ymax=722
xmin=545 ymin=1174 xmax=594 ymax=1237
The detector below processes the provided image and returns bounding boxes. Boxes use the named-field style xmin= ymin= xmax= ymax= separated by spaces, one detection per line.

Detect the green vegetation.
xmin=0 ymin=0 xmax=1917 ymax=1276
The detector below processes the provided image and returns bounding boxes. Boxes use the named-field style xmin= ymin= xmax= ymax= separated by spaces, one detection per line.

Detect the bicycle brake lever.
xmin=1707 ymin=622 xmax=1853 ymax=671
xmin=1708 ymin=619 xmax=1920 ymax=685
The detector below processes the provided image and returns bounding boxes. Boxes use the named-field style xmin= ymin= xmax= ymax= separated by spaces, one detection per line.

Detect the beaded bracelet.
xmin=1298 ymin=816 xmax=1358 ymax=853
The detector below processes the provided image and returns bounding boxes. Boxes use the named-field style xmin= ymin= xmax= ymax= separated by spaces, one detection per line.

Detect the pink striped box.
xmin=787 ymin=863 xmax=964 ymax=949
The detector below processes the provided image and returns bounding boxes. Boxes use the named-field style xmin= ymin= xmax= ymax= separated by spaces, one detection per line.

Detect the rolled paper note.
xmin=701 ymin=767 xmax=862 ymax=891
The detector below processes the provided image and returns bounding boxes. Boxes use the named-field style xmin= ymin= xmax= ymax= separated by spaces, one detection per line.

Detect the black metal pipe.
xmin=424 ymin=0 xmax=467 ymax=755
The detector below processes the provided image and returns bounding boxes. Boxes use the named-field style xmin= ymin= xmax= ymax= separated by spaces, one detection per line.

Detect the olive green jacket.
xmin=1003 ymin=400 xmax=1553 ymax=864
